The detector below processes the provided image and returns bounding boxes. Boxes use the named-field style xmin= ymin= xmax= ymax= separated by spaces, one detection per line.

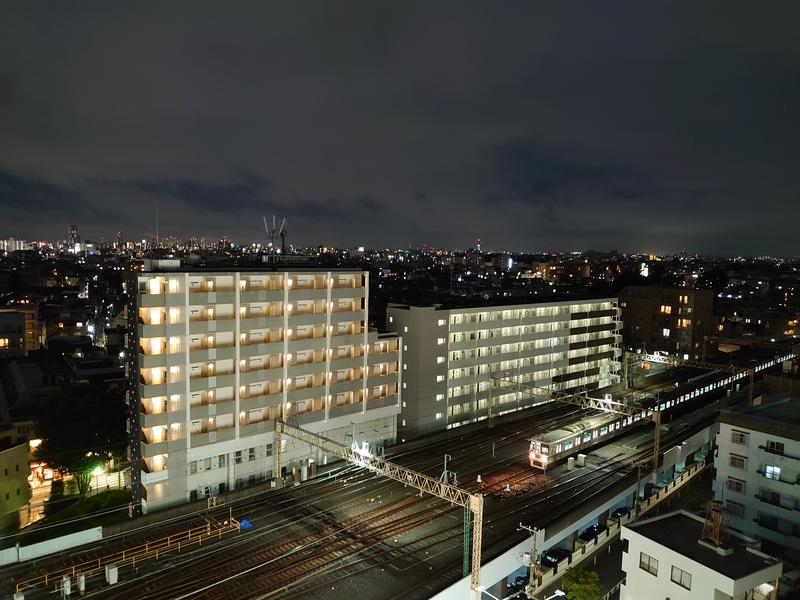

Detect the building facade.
xmin=715 ymin=397 xmax=800 ymax=561
xmin=0 ymin=427 xmax=31 ymax=530
xmin=622 ymin=510 xmax=781 ymax=600
xmin=387 ymin=298 xmax=622 ymax=441
xmin=128 ymin=262 xmax=401 ymax=512
xmin=619 ymin=285 xmax=714 ymax=359
xmin=0 ymin=307 xmax=41 ymax=356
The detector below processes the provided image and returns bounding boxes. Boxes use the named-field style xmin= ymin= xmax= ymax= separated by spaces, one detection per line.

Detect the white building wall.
xmin=621 ymin=522 xmax=782 ymax=600
xmin=715 ymin=420 xmax=800 ymax=553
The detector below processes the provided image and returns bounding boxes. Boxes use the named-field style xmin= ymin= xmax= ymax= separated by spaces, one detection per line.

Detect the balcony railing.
xmin=759 ymin=445 xmax=800 ymax=461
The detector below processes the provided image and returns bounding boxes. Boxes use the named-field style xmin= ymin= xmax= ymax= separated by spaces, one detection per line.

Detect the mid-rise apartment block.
xmin=387 ymin=298 xmax=622 ymax=441
xmin=715 ymin=397 xmax=800 ymax=561
xmin=127 ymin=261 xmax=401 ymax=512
xmin=619 ymin=285 xmax=714 ymax=359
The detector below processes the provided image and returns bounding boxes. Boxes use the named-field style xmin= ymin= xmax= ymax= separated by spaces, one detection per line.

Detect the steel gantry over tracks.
xmin=623 ymin=351 xmax=756 ymax=404
xmin=488 ymin=376 xmax=663 ymax=468
xmin=272 ymin=420 xmax=486 ymax=593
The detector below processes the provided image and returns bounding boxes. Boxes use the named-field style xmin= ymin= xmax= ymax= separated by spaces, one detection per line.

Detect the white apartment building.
xmin=622 ymin=510 xmax=782 ymax=600
xmin=127 ymin=261 xmax=401 ymax=512
xmin=715 ymin=397 xmax=800 ymax=561
xmin=386 ymin=298 xmax=622 ymax=441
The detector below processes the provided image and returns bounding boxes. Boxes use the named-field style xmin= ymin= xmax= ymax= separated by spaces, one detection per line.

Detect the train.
xmin=528 ymin=353 xmax=795 ymax=471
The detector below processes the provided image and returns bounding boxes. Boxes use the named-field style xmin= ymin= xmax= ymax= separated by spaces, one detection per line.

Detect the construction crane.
xmin=272 ymin=420 xmax=485 ymax=595
xmin=488 ymin=377 xmax=664 ymax=470
xmin=623 ymin=351 xmax=755 ymax=405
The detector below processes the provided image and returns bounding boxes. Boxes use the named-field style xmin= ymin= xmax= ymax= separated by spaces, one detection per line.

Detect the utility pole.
xmin=519 ymin=522 xmax=540 ymax=585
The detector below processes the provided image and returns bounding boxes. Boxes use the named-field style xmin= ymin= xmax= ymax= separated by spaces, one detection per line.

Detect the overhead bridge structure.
xmin=272 ymin=420 xmax=486 ymax=596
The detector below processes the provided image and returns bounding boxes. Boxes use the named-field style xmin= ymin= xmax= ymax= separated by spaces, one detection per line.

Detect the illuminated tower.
xmin=68 ymin=224 xmax=79 ymax=245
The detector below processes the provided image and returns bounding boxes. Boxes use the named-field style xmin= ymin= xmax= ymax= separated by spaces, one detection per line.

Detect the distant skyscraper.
xmin=116 ymin=230 xmax=124 ymax=249
xmin=68 ymin=224 xmax=79 ymax=246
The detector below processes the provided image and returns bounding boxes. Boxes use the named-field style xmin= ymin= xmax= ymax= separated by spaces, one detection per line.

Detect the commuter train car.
xmin=528 ymin=353 xmax=796 ymax=471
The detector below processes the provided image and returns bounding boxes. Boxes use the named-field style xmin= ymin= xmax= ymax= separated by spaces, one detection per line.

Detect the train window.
xmin=575 ymin=436 xmax=581 ymax=446
xmin=564 ymin=440 xmax=573 ymax=450
xmin=600 ymin=426 xmax=608 ymax=436
xmin=583 ymin=432 xmax=591 ymax=443
xmin=616 ymin=422 xmax=621 ymax=430
xmin=541 ymin=445 xmax=549 ymax=454
xmin=592 ymin=430 xmax=599 ymax=439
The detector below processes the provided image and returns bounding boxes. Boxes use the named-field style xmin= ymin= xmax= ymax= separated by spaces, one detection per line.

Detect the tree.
xmin=562 ymin=565 xmax=604 ymax=600
xmin=35 ymin=382 xmax=127 ymax=499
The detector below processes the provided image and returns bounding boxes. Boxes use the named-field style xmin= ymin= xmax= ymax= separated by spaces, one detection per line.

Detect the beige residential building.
xmin=387 ymin=298 xmax=622 ymax=441
xmin=128 ymin=261 xmax=401 ymax=512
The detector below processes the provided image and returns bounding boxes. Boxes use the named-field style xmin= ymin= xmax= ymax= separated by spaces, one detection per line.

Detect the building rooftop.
xmin=626 ymin=511 xmax=780 ymax=580
xmin=719 ymin=395 xmax=800 ymax=440
xmin=387 ymin=295 xmax=618 ymax=312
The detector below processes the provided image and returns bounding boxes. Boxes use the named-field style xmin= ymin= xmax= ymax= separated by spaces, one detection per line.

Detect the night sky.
xmin=1 ymin=3 xmax=798 ymax=254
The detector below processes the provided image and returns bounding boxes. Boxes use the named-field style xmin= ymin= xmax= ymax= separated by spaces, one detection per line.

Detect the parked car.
xmin=578 ymin=523 xmax=606 ymax=542
xmin=540 ymin=547 xmax=572 ymax=569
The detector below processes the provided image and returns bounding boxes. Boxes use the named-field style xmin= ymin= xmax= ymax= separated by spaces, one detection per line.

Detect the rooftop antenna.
xmin=155 ymin=198 xmax=159 ymax=246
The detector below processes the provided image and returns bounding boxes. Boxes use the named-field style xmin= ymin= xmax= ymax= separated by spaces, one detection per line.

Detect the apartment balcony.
xmin=142 ymin=412 xmax=168 ymax=429
xmin=367 ymin=350 xmax=397 ymax=366
xmin=240 ymin=420 xmax=275 ymax=437
xmin=332 ymin=355 xmax=364 ymax=370
xmin=754 ymin=494 xmax=799 ymax=517
xmin=240 ymin=392 xmax=283 ymax=412
xmin=753 ymin=516 xmax=800 ymax=540
xmin=287 ymin=360 xmax=327 ymax=378
xmin=189 ymin=400 xmax=235 ymax=421
xmin=240 ymin=341 xmax=283 ymax=358
xmin=186 ymin=291 xmax=235 ymax=304
xmin=287 ymin=384 xmax=325 ymax=402
xmin=138 ymin=293 xmax=180 ymax=308
xmin=138 ymin=323 xmax=167 ymax=339
xmin=288 ymin=288 xmax=327 ymax=301
xmin=188 ymin=346 xmax=235 ymax=363
xmin=139 ymin=382 xmax=168 ymax=398
xmin=329 ymin=401 xmax=364 ymax=419
xmin=141 ymin=440 xmax=169 ymax=458
xmin=189 ymin=373 xmax=235 ymax=392
xmin=330 ymin=378 xmax=363 ymax=395
xmin=760 ymin=446 xmax=800 ymax=463
xmin=757 ymin=470 xmax=800 ymax=494
xmin=288 ymin=336 xmax=327 ymax=353
xmin=289 ymin=312 xmax=328 ymax=327
xmin=294 ymin=410 xmax=325 ymax=427
xmin=367 ymin=394 xmax=399 ymax=411
xmin=367 ymin=373 xmax=397 ymax=388
xmin=240 ymin=367 xmax=283 ymax=385
xmin=139 ymin=353 xmax=167 ymax=369
xmin=330 ymin=310 xmax=363 ymax=324
xmin=331 ymin=286 xmax=364 ymax=300
xmin=240 ymin=315 xmax=284 ymax=330
xmin=240 ymin=289 xmax=284 ymax=303
xmin=141 ymin=469 xmax=169 ymax=485
xmin=329 ymin=332 xmax=363 ymax=346
xmin=190 ymin=427 xmax=236 ymax=446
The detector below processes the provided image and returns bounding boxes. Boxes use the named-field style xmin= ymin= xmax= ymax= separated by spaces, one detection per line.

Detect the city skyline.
xmin=2 ymin=3 xmax=799 ymax=255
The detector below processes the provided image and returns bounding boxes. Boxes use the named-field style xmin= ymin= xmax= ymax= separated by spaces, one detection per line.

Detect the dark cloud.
xmin=0 ymin=3 xmax=798 ymax=253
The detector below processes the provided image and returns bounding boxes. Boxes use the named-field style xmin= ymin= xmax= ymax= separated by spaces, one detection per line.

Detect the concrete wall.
xmin=0 ymin=527 xmax=103 ymax=565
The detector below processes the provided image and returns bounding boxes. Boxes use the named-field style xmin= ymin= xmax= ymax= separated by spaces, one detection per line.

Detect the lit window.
xmin=662 ymin=328 xmax=670 ymax=338
xmin=437 ymin=337 xmax=446 ymax=345
xmin=436 ymin=394 xmax=444 ymax=401
xmin=404 ymin=326 xmax=408 ymax=333
xmin=765 ymin=465 xmax=781 ymax=481
xmin=671 ymin=566 xmax=691 ymax=590
xmin=402 ymin=382 xmax=407 ymax=389
xmin=388 ymin=316 xmax=393 ymax=323
xmin=0 ymin=338 xmax=7 ymax=349
xmin=436 ymin=375 xmax=445 ymax=383
xmin=435 ymin=412 xmax=443 ymax=419
xmin=436 ymin=356 xmax=445 ymax=364
xmin=767 ymin=440 xmax=785 ymax=455
xmin=404 ymin=345 xmax=408 ymax=352
xmin=437 ymin=319 xmax=446 ymax=326
xmin=659 ymin=305 xmax=672 ymax=315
